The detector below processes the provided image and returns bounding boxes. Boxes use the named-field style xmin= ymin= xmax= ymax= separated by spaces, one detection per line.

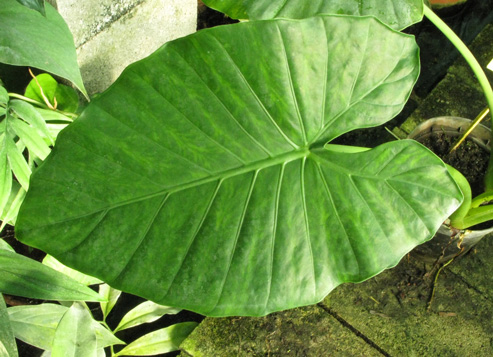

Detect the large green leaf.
xmin=16 ymin=16 xmax=462 ymax=316
xmin=0 ymin=0 xmax=87 ymax=98
xmin=202 ymin=0 xmax=424 ymax=30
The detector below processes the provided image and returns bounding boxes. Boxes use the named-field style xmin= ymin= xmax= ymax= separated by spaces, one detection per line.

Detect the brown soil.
xmin=419 ymin=133 xmax=489 ymax=198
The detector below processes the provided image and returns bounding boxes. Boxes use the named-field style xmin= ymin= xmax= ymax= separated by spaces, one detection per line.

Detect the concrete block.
xmin=56 ymin=0 xmax=197 ymax=94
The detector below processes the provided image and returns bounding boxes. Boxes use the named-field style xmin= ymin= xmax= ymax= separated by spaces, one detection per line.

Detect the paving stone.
xmin=56 ymin=0 xmax=196 ymax=94
xmin=324 ymin=252 xmax=493 ymax=356
xmin=180 ymin=304 xmax=380 ymax=356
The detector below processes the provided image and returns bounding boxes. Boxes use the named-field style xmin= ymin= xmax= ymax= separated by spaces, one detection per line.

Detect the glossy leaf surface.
xmin=0 ymin=0 xmax=87 ymax=97
xmin=202 ymin=0 xmax=424 ymax=30
xmin=16 ymin=16 xmax=461 ymax=316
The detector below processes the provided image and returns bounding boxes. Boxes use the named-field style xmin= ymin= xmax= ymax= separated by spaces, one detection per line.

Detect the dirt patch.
xmin=419 ymin=133 xmax=489 ymax=198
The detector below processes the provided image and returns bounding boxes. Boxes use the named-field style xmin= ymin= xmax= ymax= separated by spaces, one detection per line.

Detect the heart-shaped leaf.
xmin=16 ymin=16 xmax=462 ymax=316
xmin=0 ymin=0 xmax=87 ymax=98
xmin=202 ymin=0 xmax=424 ymax=30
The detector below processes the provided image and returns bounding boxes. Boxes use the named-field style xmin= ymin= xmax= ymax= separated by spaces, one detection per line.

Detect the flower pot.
xmin=408 ymin=117 xmax=493 ymax=263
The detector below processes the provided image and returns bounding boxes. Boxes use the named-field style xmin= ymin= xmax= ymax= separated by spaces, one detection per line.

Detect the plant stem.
xmin=423 ymin=5 xmax=493 ymax=189
xmin=8 ymin=92 xmax=78 ymax=119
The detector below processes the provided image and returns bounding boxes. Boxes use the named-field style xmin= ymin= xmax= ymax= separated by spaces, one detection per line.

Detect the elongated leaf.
xmin=202 ymin=0 xmax=424 ymax=30
xmin=10 ymin=118 xmax=51 ymax=160
xmin=115 ymin=301 xmax=180 ymax=332
xmin=0 ymin=295 xmax=18 ymax=357
xmin=16 ymin=16 xmax=462 ymax=316
xmin=43 ymin=255 xmax=103 ymax=286
xmin=8 ymin=303 xmax=123 ymax=351
xmin=15 ymin=0 xmax=45 ymax=16
xmin=99 ymin=284 xmax=121 ymax=320
xmin=0 ymin=184 xmax=25 ymax=228
xmin=114 ymin=322 xmax=198 ymax=356
xmin=0 ymin=239 xmax=15 ymax=252
xmin=51 ymin=303 xmax=97 ymax=357
xmin=0 ymin=86 xmax=8 ymax=104
xmin=0 ymin=134 xmax=12 ymax=215
xmin=0 ymin=249 xmax=105 ymax=301
xmin=9 ymin=100 xmax=54 ymax=145
xmin=8 ymin=303 xmax=68 ymax=350
xmin=0 ymin=0 xmax=87 ymax=97
xmin=5 ymin=132 xmax=30 ymax=190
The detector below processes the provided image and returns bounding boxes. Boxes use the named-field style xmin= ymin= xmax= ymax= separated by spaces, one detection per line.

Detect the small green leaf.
xmin=5 ymin=134 xmax=30 ymax=190
xmin=0 ymin=239 xmax=15 ymax=252
xmin=15 ymin=0 xmax=46 ymax=16
xmin=35 ymin=108 xmax=73 ymax=123
xmin=24 ymin=73 xmax=79 ymax=113
xmin=0 ymin=184 xmax=25 ymax=229
xmin=51 ymin=303 xmax=98 ymax=357
xmin=43 ymin=255 xmax=103 ymax=286
xmin=24 ymin=73 xmax=58 ymax=106
xmin=8 ymin=303 xmax=68 ymax=351
xmin=54 ymin=84 xmax=79 ymax=113
xmin=114 ymin=301 xmax=181 ymax=332
xmin=9 ymin=99 xmax=54 ymax=145
xmin=8 ymin=303 xmax=122 ymax=351
xmin=9 ymin=119 xmax=51 ymax=160
xmin=0 ymin=86 xmax=8 ymax=104
xmin=0 ymin=295 xmax=18 ymax=357
xmin=99 ymin=284 xmax=121 ymax=320
xmin=92 ymin=320 xmax=125 ymax=349
xmin=0 ymin=249 xmax=105 ymax=301
xmin=114 ymin=322 xmax=198 ymax=356
xmin=0 ymin=134 xmax=12 ymax=215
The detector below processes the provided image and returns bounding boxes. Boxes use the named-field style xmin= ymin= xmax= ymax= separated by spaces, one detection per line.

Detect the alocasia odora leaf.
xmin=16 ymin=16 xmax=462 ymax=316
xmin=201 ymin=0 xmax=424 ymax=30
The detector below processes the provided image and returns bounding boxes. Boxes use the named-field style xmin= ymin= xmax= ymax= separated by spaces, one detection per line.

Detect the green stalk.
xmin=423 ymin=5 xmax=493 ymax=189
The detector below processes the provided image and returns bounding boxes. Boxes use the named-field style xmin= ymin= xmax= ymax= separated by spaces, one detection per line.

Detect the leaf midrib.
xmin=30 ymin=147 xmax=312 ymax=229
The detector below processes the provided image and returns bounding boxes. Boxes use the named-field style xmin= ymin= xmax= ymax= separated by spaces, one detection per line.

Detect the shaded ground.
xmin=181 ymin=237 xmax=493 ymax=356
